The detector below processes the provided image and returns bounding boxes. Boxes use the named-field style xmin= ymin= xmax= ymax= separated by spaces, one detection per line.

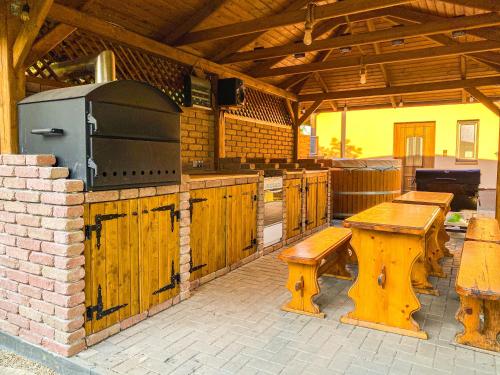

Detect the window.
xmin=405 ymin=136 xmax=423 ymax=167
xmin=456 ymin=120 xmax=478 ymax=163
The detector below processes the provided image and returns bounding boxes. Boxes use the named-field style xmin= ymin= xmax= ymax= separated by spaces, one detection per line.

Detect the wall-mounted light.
xmin=303 ymin=2 xmax=316 ymax=46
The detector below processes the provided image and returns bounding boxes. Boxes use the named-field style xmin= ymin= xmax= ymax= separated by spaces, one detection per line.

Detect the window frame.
xmin=456 ymin=119 xmax=479 ymax=164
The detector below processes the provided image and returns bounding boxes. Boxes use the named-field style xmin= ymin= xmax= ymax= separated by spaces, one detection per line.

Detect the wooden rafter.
xmin=460 ymin=56 xmax=468 ymax=103
xmin=47 ymin=4 xmax=297 ymax=101
xmin=175 ymin=0 xmax=411 ymax=45
xmin=298 ymin=76 xmax=500 ymax=102
xmin=27 ymin=0 xmax=96 ymax=66
xmin=221 ymin=12 xmax=500 ymax=64
xmin=314 ymin=72 xmax=338 ymax=111
xmin=12 ymin=0 xmax=54 ymax=70
xmin=297 ymin=100 xmax=323 ymax=125
xmin=384 ymin=7 xmax=500 ymax=72
xmin=163 ymin=0 xmax=227 ymax=44
xmin=465 ymin=87 xmax=500 ymax=116
xmin=255 ymin=40 xmax=500 ymax=77
xmin=211 ymin=0 xmax=310 ymax=62
xmin=365 ymin=19 xmax=396 ymax=107
xmin=440 ymin=0 xmax=499 ymax=11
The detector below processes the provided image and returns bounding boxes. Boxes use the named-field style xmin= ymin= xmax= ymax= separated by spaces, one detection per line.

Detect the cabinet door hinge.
xmin=86 ymin=285 xmax=127 ymax=321
xmin=189 ymin=197 xmax=207 ymax=220
xmin=151 ymin=204 xmax=179 ymax=232
xmin=85 ymin=213 xmax=127 ymax=249
xmin=153 ymin=261 xmax=180 ymax=295
xmin=189 ymin=248 xmax=207 ymax=273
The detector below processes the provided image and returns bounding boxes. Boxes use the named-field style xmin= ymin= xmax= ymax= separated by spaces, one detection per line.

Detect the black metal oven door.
xmin=88 ymin=137 xmax=181 ymax=190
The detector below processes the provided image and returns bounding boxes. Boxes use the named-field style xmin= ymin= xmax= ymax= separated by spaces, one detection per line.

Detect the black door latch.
xmin=153 ymin=261 xmax=180 ymax=295
xmin=85 ymin=213 xmax=127 ymax=249
xmin=86 ymin=285 xmax=128 ymax=321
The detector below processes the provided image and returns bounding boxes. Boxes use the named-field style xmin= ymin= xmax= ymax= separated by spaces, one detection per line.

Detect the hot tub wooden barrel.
xmin=331 ymin=159 xmax=402 ymax=218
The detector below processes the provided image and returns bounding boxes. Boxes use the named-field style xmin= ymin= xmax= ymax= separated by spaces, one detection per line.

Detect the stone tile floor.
xmin=70 ymin=233 xmax=499 ymax=375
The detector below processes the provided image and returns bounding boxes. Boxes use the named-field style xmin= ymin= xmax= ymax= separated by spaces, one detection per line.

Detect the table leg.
xmin=282 ymin=262 xmax=325 ymax=318
xmin=455 ymin=296 xmax=500 ymax=352
xmin=341 ymin=229 xmax=428 ymax=339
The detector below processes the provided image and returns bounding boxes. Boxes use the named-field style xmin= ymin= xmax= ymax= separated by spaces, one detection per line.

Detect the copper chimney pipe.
xmin=51 ymin=50 xmax=116 ymax=83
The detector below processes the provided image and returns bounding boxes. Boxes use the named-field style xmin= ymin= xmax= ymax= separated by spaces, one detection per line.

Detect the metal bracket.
xmin=151 ymin=204 xmax=180 ymax=232
xmin=189 ymin=248 xmax=207 ymax=273
xmin=86 ymin=285 xmax=127 ymax=321
xmin=153 ymin=261 xmax=180 ymax=295
xmin=242 ymin=238 xmax=257 ymax=251
xmin=188 ymin=197 xmax=207 ymax=220
xmin=85 ymin=213 xmax=127 ymax=249
xmin=87 ymin=158 xmax=98 ymax=177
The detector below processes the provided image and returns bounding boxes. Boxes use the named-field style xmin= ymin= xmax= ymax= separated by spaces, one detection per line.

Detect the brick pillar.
xmin=178 ymin=176 xmax=191 ymax=301
xmin=256 ymin=171 xmax=265 ymax=257
xmin=0 ymin=154 xmax=86 ymax=357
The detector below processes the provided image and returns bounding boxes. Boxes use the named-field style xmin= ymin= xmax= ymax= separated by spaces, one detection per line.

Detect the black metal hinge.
xmin=85 ymin=213 xmax=127 ymax=249
xmin=189 ymin=197 xmax=207 ymax=220
xmin=86 ymin=285 xmax=127 ymax=321
xmin=189 ymin=248 xmax=207 ymax=273
xmin=253 ymin=195 xmax=257 ymax=201
xmin=153 ymin=261 xmax=180 ymax=295
xmin=242 ymin=238 xmax=257 ymax=251
xmin=151 ymin=204 xmax=180 ymax=232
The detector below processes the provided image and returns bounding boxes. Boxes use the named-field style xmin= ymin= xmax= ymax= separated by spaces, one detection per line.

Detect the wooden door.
xmin=316 ymin=174 xmax=328 ymax=227
xmin=306 ymin=176 xmax=318 ymax=230
xmin=138 ymin=194 xmax=180 ymax=312
xmin=226 ymin=183 xmax=258 ymax=266
xmin=189 ymin=187 xmax=226 ymax=281
xmin=84 ymin=199 xmax=140 ymax=335
xmin=285 ymin=178 xmax=302 ymax=239
xmin=394 ymin=122 xmax=435 ymax=192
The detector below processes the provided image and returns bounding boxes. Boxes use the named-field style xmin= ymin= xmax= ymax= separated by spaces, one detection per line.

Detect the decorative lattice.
xmin=227 ymin=87 xmax=293 ymax=126
xmin=27 ymin=23 xmax=293 ymax=125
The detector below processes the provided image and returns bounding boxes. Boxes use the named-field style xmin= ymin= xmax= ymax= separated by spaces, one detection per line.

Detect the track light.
xmin=303 ymin=2 xmax=315 ymax=46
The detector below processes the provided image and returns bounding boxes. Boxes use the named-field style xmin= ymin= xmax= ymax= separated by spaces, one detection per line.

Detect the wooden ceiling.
xmin=37 ymin=0 xmax=500 ymax=114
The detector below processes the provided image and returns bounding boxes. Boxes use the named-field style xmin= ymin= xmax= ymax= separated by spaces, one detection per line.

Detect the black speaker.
xmin=217 ymin=78 xmax=245 ymax=107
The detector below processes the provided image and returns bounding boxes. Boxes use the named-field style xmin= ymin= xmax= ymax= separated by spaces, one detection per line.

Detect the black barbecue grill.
xmin=18 ymin=80 xmax=182 ymax=191
xmin=415 ymin=169 xmax=480 ymax=211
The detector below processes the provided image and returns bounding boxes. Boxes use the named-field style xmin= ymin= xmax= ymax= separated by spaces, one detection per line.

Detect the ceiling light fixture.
xmin=452 ymin=30 xmax=466 ymax=39
xmin=20 ymin=1 xmax=30 ymax=22
xmin=359 ymin=56 xmax=367 ymax=85
xmin=339 ymin=46 xmax=352 ymax=54
xmin=391 ymin=38 xmax=404 ymax=46
xmin=399 ymin=98 xmax=404 ymax=107
xmin=303 ymin=2 xmax=316 ymax=46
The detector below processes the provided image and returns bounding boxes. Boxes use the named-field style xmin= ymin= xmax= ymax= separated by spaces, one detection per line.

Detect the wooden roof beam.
xmin=175 ymin=0 xmax=412 ymax=46
xmin=221 ymin=12 xmax=500 ymax=64
xmin=211 ymin=0 xmax=311 ymax=62
xmin=13 ymin=0 xmax=53 ymax=70
xmin=314 ymin=72 xmax=338 ymax=111
xmin=163 ymin=0 xmax=228 ymax=44
xmin=298 ymin=76 xmax=500 ymax=102
xmin=384 ymin=7 xmax=500 ymax=72
xmin=27 ymin=0 xmax=96 ymax=66
xmin=465 ymin=87 xmax=500 ymax=116
xmin=47 ymin=4 xmax=297 ymax=101
xmin=297 ymin=100 xmax=323 ymax=125
xmin=440 ymin=0 xmax=499 ymax=12
xmin=255 ymin=40 xmax=500 ymax=77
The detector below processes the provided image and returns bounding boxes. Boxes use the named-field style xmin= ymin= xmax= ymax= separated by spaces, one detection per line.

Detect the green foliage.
xmin=319 ymin=137 xmax=363 ymax=158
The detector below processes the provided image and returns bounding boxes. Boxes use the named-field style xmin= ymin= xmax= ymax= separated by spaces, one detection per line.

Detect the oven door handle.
xmin=31 ymin=128 xmax=64 ymax=136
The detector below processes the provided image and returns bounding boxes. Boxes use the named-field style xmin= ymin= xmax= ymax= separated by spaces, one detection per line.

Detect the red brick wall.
xmin=180 ymin=108 xmax=215 ymax=170
xmin=224 ymin=116 xmax=294 ymax=159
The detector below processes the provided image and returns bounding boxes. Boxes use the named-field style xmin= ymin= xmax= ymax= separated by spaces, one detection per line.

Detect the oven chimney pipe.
xmin=50 ymin=50 xmax=116 ymax=83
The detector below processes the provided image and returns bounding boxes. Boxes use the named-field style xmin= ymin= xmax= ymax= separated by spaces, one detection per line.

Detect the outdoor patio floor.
xmin=69 ymin=233 xmax=499 ymax=375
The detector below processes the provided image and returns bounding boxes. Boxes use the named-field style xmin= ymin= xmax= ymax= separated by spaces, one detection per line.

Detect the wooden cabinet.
xmin=190 ymin=183 xmax=258 ymax=281
xmin=316 ymin=174 xmax=328 ymax=227
xmin=84 ymin=194 xmax=180 ymax=335
xmin=284 ymin=178 xmax=302 ymax=239
xmin=305 ymin=176 xmax=318 ymax=231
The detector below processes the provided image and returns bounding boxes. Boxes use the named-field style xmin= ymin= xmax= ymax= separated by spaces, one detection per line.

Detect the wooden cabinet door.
xmin=316 ymin=174 xmax=328 ymax=227
xmin=226 ymin=183 xmax=258 ymax=266
xmin=138 ymin=194 xmax=180 ymax=312
xmin=84 ymin=199 xmax=140 ymax=335
xmin=285 ymin=178 xmax=302 ymax=239
xmin=190 ymin=187 xmax=226 ymax=281
xmin=306 ymin=176 xmax=318 ymax=230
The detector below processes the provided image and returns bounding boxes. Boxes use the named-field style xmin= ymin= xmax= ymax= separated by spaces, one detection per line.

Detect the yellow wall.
xmin=317 ymin=103 xmax=500 ymax=188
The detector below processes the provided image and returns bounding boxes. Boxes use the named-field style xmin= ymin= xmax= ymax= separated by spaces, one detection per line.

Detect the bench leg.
xmin=456 ymin=296 xmax=500 ymax=352
xmin=441 ymin=207 xmax=453 ymax=257
xmin=282 ymin=262 xmax=324 ymax=318
xmin=319 ymin=243 xmax=354 ymax=280
xmin=411 ymin=224 xmax=439 ymax=296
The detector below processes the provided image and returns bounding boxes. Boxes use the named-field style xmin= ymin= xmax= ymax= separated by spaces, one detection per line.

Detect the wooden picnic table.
xmin=393 ymin=191 xmax=454 ymax=277
xmin=342 ymin=202 xmax=440 ymax=339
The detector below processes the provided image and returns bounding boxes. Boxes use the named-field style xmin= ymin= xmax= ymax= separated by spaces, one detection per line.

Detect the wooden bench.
xmin=455 ymin=240 xmax=500 ymax=352
xmin=278 ymin=227 xmax=352 ymax=318
xmin=465 ymin=217 xmax=500 ymax=244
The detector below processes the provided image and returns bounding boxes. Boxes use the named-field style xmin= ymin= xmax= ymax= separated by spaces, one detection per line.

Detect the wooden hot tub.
xmin=330 ymin=159 xmax=402 ymax=218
